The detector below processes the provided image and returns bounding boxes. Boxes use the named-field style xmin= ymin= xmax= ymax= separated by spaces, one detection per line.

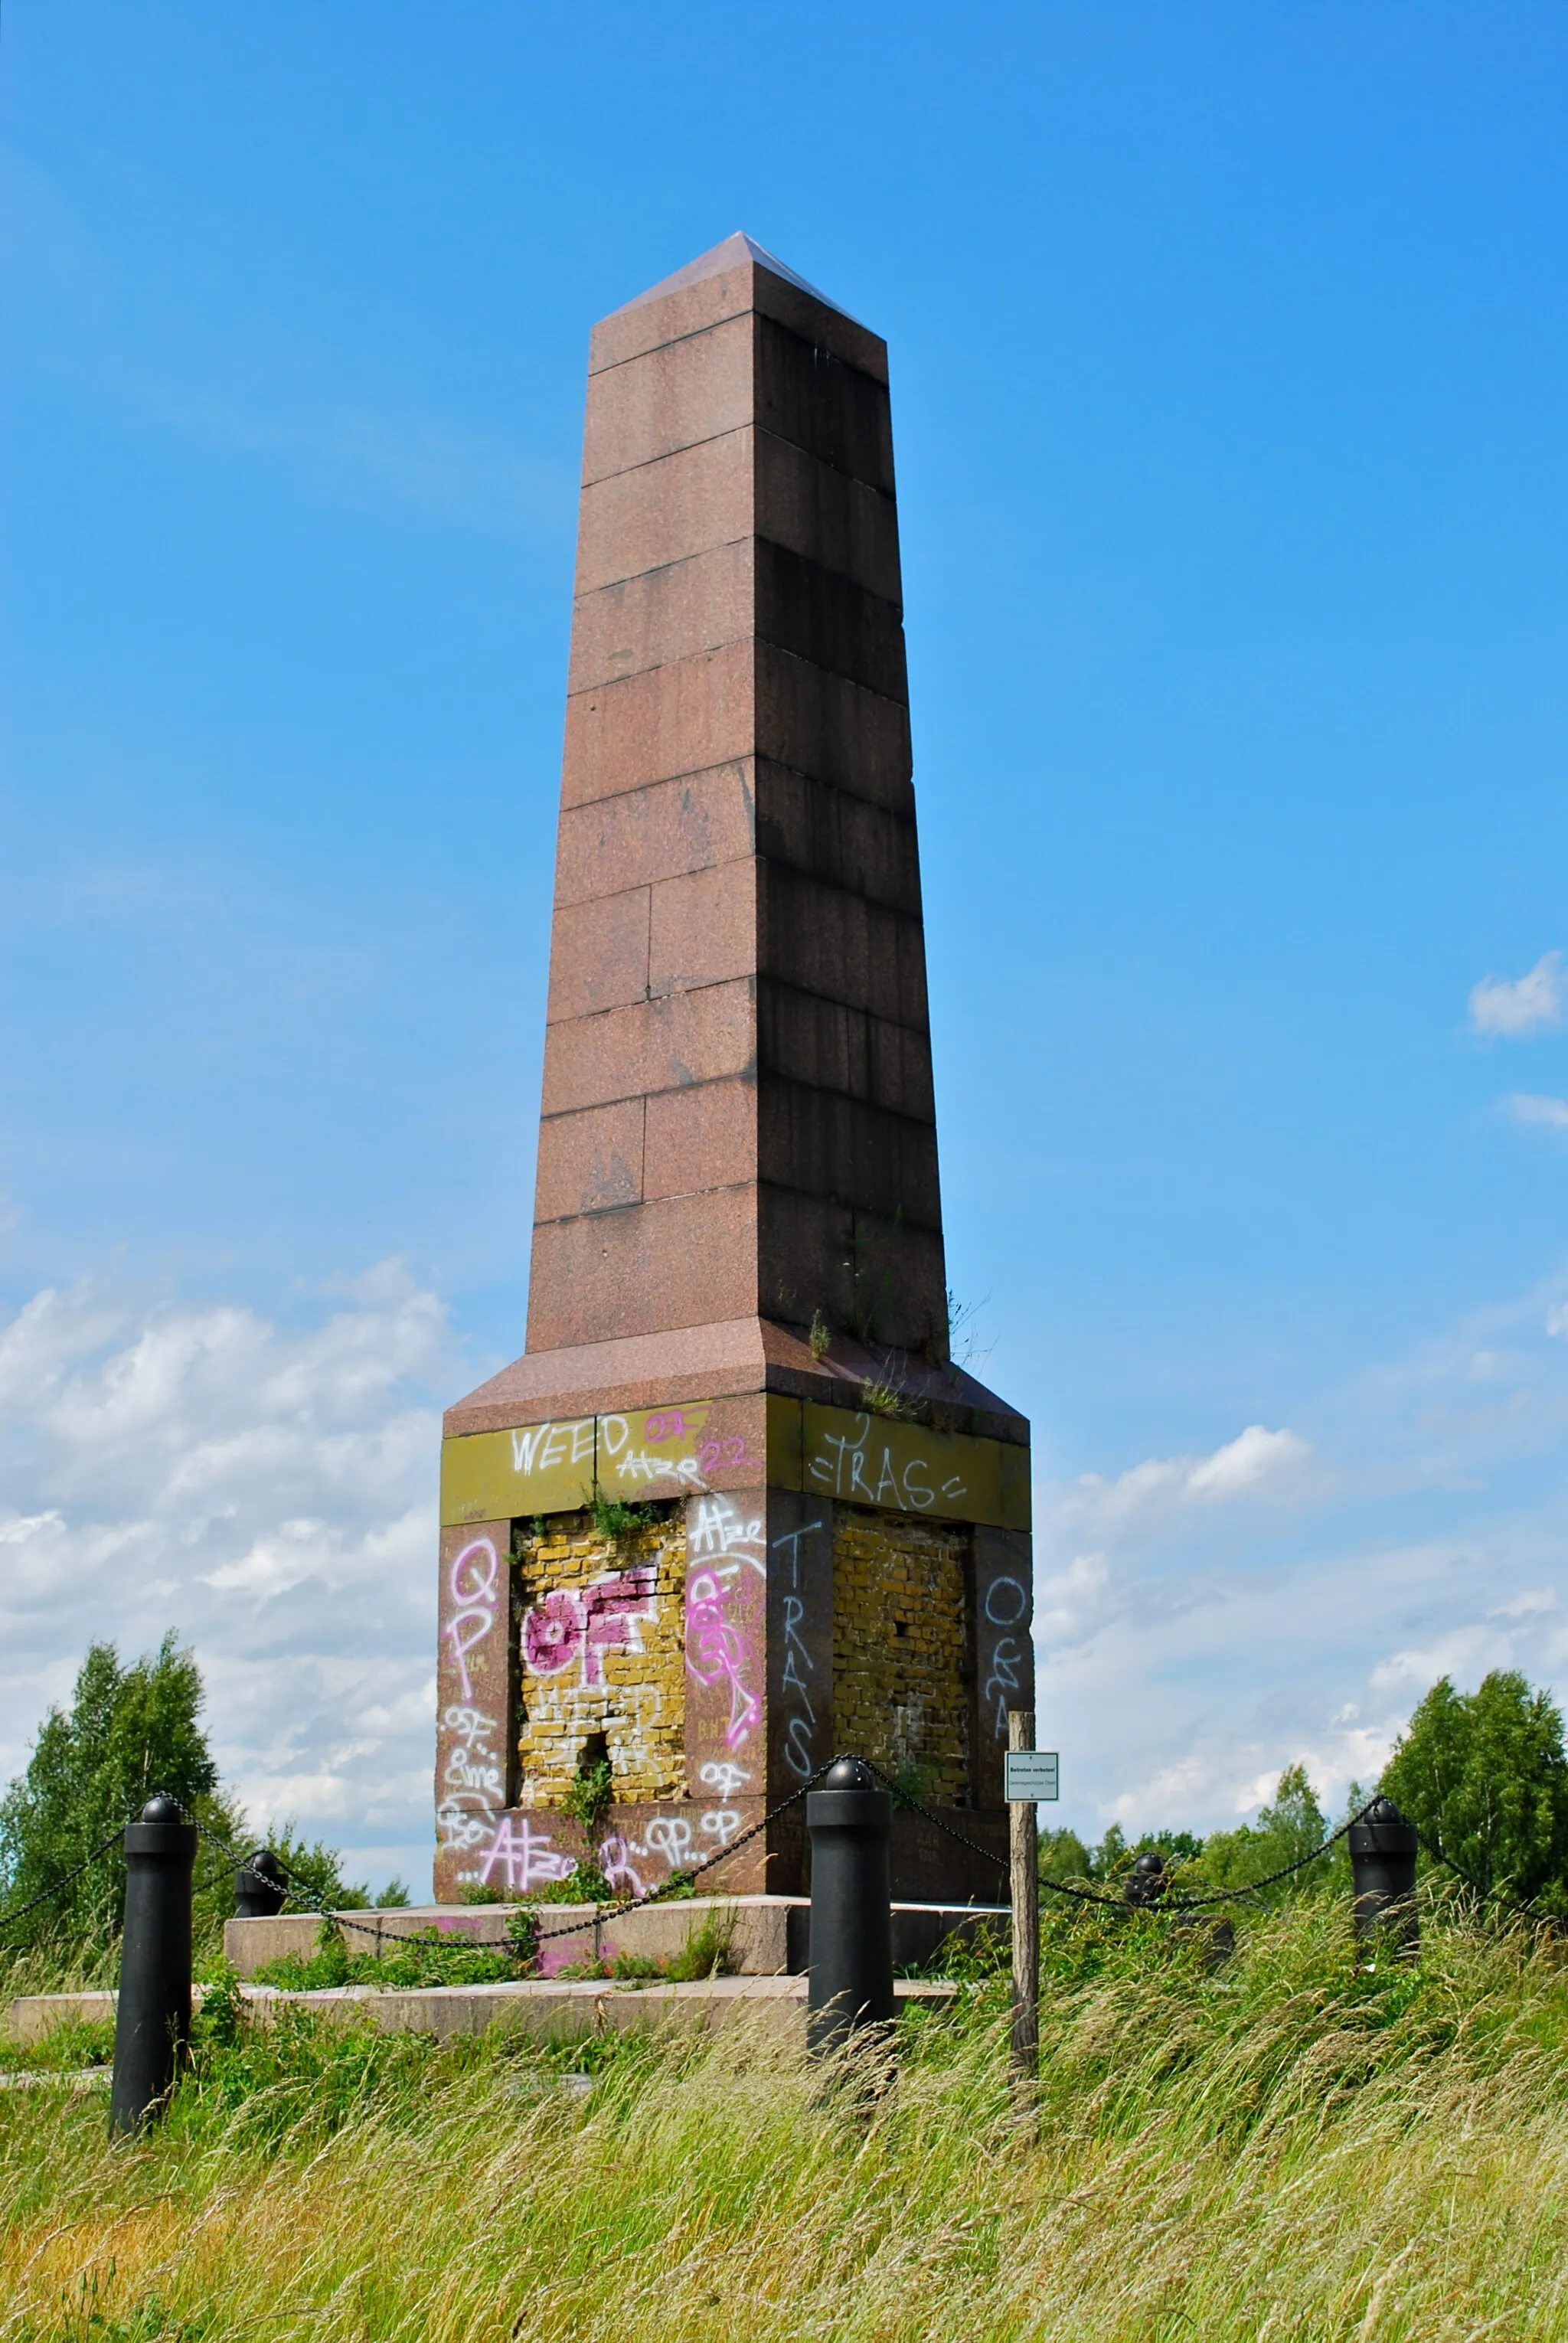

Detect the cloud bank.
xmin=1034 ymin=1273 xmax=1568 ymax=1836
xmin=0 ymin=1262 xmax=457 ymax=1895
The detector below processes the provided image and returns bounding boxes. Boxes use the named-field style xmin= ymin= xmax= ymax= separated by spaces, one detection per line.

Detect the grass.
xmin=8 ymin=1896 xmax=1568 ymax=2335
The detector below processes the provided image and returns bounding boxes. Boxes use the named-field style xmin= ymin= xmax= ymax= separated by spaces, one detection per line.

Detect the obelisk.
xmin=434 ymin=237 xmax=1033 ymax=1905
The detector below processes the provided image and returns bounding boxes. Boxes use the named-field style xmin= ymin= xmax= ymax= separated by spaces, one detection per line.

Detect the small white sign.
xmin=1004 ymin=1750 xmax=1060 ymax=1803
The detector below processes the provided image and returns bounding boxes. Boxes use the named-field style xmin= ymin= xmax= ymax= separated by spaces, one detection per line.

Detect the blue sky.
xmin=5 ymin=3 xmax=1568 ymax=1891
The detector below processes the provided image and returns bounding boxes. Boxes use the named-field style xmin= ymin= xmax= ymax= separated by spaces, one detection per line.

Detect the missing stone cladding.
xmin=831 ymin=1502 xmax=971 ymax=1805
xmin=511 ymin=1502 xmax=687 ymax=1809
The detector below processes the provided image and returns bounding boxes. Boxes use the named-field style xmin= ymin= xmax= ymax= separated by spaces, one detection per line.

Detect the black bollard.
xmin=234 ymin=1848 xmax=287 ymax=1919
xmin=1124 ymin=1851 xmax=1167 ymax=1910
xmin=1349 ymin=1796 xmax=1419 ymax=1959
xmin=109 ymin=1793 xmax=198 ymax=2136
xmin=806 ymin=1757 xmax=893 ymax=2054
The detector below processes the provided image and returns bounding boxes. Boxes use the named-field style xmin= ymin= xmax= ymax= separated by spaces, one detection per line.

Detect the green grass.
xmin=8 ymin=1897 xmax=1568 ymax=2336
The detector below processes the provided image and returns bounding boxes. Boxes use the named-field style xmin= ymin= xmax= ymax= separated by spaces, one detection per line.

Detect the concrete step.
xmin=225 ymin=1894 xmax=1008 ymax=1979
xmin=8 ymin=1975 xmax=959 ymax=2048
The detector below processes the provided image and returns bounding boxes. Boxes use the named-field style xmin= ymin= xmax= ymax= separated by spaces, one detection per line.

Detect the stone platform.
xmin=224 ymin=1893 xmax=1008 ymax=1979
xmin=6 ymin=1974 xmax=958 ymax=2050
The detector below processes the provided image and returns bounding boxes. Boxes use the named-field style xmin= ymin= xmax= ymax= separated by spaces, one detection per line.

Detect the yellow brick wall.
xmin=831 ymin=1504 xmax=970 ymax=1802
xmin=512 ymin=1506 xmax=686 ymax=1808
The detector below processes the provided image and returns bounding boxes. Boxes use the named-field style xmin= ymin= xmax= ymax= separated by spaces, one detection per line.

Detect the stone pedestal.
xmin=434 ymin=237 xmax=1032 ymax=1904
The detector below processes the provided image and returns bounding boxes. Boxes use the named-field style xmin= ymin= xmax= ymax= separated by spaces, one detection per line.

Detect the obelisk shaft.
xmin=528 ymin=236 xmax=947 ymax=1365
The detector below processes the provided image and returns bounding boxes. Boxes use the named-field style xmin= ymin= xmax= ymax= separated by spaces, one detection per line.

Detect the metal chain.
xmin=0 ymin=1820 xmax=131 ymax=1946
xmin=857 ymin=1756 xmax=1379 ymax=1915
xmin=175 ymin=1802 xmax=400 ymax=1944
xmin=19 ymin=1772 xmax=1560 ymax=1969
xmin=531 ymin=1766 xmax=831 ymax=1944
xmin=1410 ymin=1823 xmax=1563 ymax=1932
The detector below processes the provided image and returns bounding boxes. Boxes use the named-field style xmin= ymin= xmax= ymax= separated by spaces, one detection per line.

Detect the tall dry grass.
xmin=6 ymin=1898 xmax=1568 ymax=2338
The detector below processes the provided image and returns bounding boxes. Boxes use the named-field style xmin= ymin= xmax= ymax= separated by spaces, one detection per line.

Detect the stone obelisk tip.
xmin=606 ymin=232 xmax=858 ymax=324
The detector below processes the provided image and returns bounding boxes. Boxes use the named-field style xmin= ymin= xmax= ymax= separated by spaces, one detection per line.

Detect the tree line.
xmin=1044 ymin=1670 xmax=1568 ymax=1915
xmin=0 ymin=1635 xmax=407 ymax=1963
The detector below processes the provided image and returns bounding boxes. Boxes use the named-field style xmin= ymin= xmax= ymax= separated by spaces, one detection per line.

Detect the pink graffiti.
xmin=644 ymin=1408 xmax=701 ymax=1443
xmin=443 ymin=1537 xmax=499 ymax=1701
xmin=522 ymin=1589 xmax=580 ymax=1676
xmin=521 ymin=1567 xmax=658 ymax=1688
xmin=696 ymin=1433 xmax=763 ymax=1475
xmin=599 ymin=1834 xmax=646 ymax=1899
xmin=477 ymin=1815 xmax=576 ymax=1892
xmin=685 ymin=1566 xmax=762 ymax=1750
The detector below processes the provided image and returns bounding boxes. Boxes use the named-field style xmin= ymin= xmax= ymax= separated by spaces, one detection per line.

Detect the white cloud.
xmin=1050 ymin=1423 xmax=1315 ymax=1543
xmin=1469 ymin=952 xmax=1566 ymax=1038
xmin=1031 ymin=1279 xmax=1568 ymax=1840
xmin=0 ymin=1263 xmax=462 ymax=1896
xmin=1504 ymin=1093 xmax=1568 ymax=1132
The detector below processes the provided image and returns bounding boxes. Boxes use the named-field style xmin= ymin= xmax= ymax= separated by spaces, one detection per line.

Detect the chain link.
xmin=855 ymin=1756 xmax=1380 ymax=1915
xmin=1410 ymin=1823 xmax=1562 ymax=1931
xmin=0 ymin=1820 xmax=131 ymax=1946
xmin=531 ymin=1767 xmax=828 ymax=1944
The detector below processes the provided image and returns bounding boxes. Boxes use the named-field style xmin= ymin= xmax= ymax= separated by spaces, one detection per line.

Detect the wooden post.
xmin=1008 ymin=1708 xmax=1039 ymax=2109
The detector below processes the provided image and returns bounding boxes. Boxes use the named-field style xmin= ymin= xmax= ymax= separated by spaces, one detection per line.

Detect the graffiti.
xmin=685 ymin=1570 xmax=758 ymax=1735
xmin=644 ymin=1814 xmax=696 ymax=1870
xmin=980 ymin=1573 xmax=1031 ymax=1737
xmin=436 ymin=1799 xmax=493 ymax=1858
xmin=599 ymin=1834 xmax=646 ymax=1898
xmin=521 ymin=1567 xmax=658 ymax=1688
xmin=439 ymin=1704 xmax=503 ymax=1805
xmin=476 ymin=1814 xmax=577 ymax=1893
xmin=686 ymin=1565 xmax=762 ymax=1750
xmin=779 ymin=1592 xmax=818 ymax=1778
xmin=443 ymin=1537 xmax=500 ymax=1702
xmin=689 ymin=1495 xmax=764 ymax=1566
xmin=684 ymin=1495 xmax=766 ymax=1754
xmin=698 ymin=1759 xmax=751 ymax=1799
xmin=982 ymin=1636 xmax=1025 ymax=1736
xmin=612 ymin=1448 xmax=705 ymax=1488
xmin=509 ymin=1417 xmax=595 ymax=1475
xmin=773 ymin=1520 xmax=824 ymax=1779
xmin=696 ymin=1431 xmax=763 ymax=1475
xmin=642 ymin=1408 xmax=707 ymax=1444
xmin=805 ymin=1413 xmax=963 ymax=1514
xmin=983 ymin=1575 xmax=1029 ymax=1628
xmin=598 ymin=1805 xmax=743 ymax=1898
xmin=435 ymin=1730 xmax=504 ymax=1864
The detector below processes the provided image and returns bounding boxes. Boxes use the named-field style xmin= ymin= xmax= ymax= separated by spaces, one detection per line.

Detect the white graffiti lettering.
xmin=983 ymin=1575 xmax=1029 ymax=1628
xmin=644 ymin=1814 xmax=695 ymax=1870
xmin=689 ymin=1495 xmax=765 ymax=1567
xmin=983 ymin=1633 xmax=1024 ymax=1736
xmin=476 ymin=1814 xmax=576 ymax=1892
xmin=508 ymin=1417 xmax=595 ymax=1475
xmin=614 ymin=1448 xmax=704 ymax=1487
xmin=804 ymin=1414 xmax=959 ymax=1514
xmin=698 ymin=1759 xmax=751 ymax=1799
xmin=443 ymin=1537 xmax=499 ymax=1701
xmin=783 ymin=1714 xmax=815 ymax=1779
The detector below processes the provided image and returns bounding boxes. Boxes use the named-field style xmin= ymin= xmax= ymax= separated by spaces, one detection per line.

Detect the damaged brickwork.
xmin=512 ymin=1505 xmax=687 ymax=1809
xmin=831 ymin=1503 xmax=971 ymax=1805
